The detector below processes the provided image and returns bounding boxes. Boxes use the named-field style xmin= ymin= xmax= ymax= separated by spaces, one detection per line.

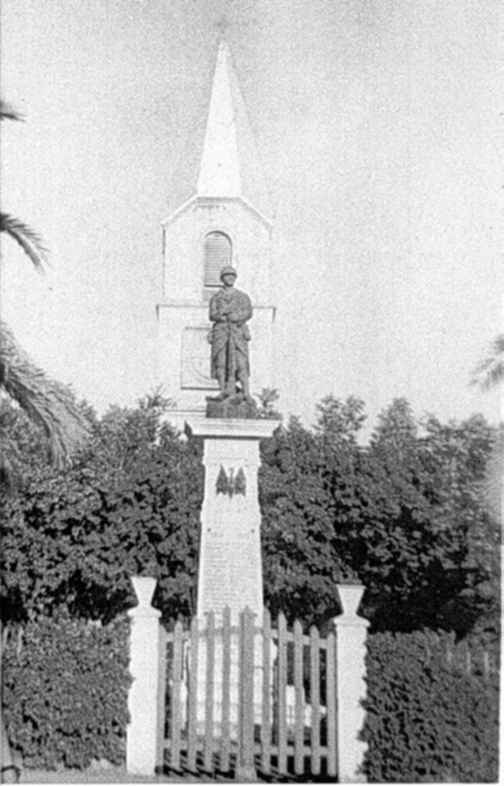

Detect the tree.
xmin=0 ymin=396 xmax=203 ymax=624
xmin=260 ymin=398 xmax=371 ymax=628
xmin=260 ymin=416 xmax=345 ymax=627
xmin=314 ymin=394 xmax=366 ymax=444
xmin=261 ymin=396 xmax=499 ymax=634
xmin=0 ymin=324 xmax=89 ymax=474
xmin=0 ymin=101 xmax=89 ymax=475
xmin=471 ymin=333 xmax=504 ymax=390
xmin=0 ymin=213 xmax=46 ymax=274
xmin=359 ymin=403 xmax=499 ymax=633
xmin=0 ymin=100 xmax=46 ymax=277
xmin=0 ymin=397 xmax=52 ymax=492
xmin=470 ymin=333 xmax=504 ymax=533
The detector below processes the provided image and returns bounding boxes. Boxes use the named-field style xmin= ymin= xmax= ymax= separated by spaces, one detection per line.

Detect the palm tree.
xmin=470 ymin=335 xmax=503 ymax=526
xmin=0 ymin=100 xmax=22 ymax=122
xmin=471 ymin=334 xmax=504 ymax=391
xmin=0 ymin=323 xmax=88 ymax=469
xmin=1 ymin=101 xmax=89 ymax=468
xmin=0 ymin=213 xmax=46 ymax=273
xmin=0 ymin=101 xmax=46 ymax=305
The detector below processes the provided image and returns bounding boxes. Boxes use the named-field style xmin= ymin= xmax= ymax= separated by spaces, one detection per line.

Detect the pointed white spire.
xmin=197 ymin=41 xmax=241 ymax=196
xmin=196 ymin=41 xmax=271 ymax=220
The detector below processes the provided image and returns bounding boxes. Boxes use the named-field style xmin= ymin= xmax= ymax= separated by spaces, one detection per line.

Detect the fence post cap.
xmin=336 ymin=583 xmax=366 ymax=616
xmin=129 ymin=575 xmax=161 ymax=618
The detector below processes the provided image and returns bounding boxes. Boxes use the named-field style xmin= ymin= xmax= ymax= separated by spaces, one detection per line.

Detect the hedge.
xmin=362 ymin=630 xmax=499 ymax=782
xmin=2 ymin=612 xmax=131 ymax=770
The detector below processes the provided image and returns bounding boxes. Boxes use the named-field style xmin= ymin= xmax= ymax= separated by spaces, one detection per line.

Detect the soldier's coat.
xmin=209 ymin=287 xmax=252 ymax=381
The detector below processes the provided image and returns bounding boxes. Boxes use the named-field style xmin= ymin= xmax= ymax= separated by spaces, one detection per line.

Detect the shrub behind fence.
xmin=2 ymin=613 xmax=131 ymax=770
xmin=362 ymin=629 xmax=499 ymax=782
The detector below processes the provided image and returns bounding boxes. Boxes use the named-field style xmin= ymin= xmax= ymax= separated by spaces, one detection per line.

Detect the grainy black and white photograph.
xmin=0 ymin=0 xmax=502 ymax=783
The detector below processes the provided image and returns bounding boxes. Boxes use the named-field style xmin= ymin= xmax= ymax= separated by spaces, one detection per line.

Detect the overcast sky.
xmin=1 ymin=0 xmax=502 ymax=434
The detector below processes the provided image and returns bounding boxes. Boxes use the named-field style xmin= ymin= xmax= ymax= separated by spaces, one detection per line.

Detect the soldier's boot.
xmin=238 ymin=373 xmax=251 ymax=401
xmin=216 ymin=371 xmax=228 ymax=399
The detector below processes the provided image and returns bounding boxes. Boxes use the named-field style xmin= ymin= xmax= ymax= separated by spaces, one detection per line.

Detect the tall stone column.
xmin=186 ymin=417 xmax=278 ymax=622
xmin=185 ymin=417 xmax=279 ymax=733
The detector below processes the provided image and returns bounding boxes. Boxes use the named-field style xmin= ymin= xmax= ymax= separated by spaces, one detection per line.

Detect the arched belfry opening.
xmin=203 ymin=231 xmax=232 ymax=296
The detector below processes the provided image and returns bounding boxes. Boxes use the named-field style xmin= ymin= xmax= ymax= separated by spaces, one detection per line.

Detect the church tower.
xmin=157 ymin=41 xmax=276 ymax=425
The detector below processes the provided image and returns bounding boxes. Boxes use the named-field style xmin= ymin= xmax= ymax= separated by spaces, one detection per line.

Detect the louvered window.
xmin=204 ymin=232 xmax=232 ymax=291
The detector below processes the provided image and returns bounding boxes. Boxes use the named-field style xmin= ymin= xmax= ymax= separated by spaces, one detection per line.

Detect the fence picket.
xmin=204 ymin=612 xmax=215 ymax=772
xmin=220 ymin=606 xmax=231 ymax=773
xmin=261 ymin=608 xmax=272 ymax=775
xmin=310 ymin=625 xmax=321 ymax=776
xmin=156 ymin=627 xmax=168 ymax=770
xmin=277 ymin=612 xmax=288 ymax=775
xmin=187 ymin=616 xmax=199 ymax=772
xmin=326 ymin=631 xmax=337 ymax=777
xmin=237 ymin=608 xmax=256 ymax=779
xmin=170 ymin=621 xmax=184 ymax=771
xmin=158 ymin=609 xmax=342 ymax=779
xmin=294 ymin=619 xmax=304 ymax=775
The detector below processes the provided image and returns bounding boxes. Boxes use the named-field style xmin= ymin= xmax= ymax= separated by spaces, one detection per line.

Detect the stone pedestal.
xmin=186 ymin=417 xmax=279 ymax=621
xmin=185 ymin=416 xmax=280 ymax=735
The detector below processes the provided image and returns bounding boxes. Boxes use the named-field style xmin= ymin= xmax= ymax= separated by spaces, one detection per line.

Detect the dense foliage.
xmin=260 ymin=396 xmax=500 ymax=632
xmin=1 ymin=394 xmax=500 ymax=636
xmin=362 ymin=630 xmax=499 ymax=782
xmin=1 ymin=395 xmax=203 ymax=624
xmin=2 ymin=613 xmax=131 ymax=769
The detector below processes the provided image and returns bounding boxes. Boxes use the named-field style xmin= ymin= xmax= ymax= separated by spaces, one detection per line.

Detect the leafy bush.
xmin=1 ymin=394 xmax=499 ymax=635
xmin=2 ymin=613 xmax=131 ymax=769
xmin=0 ymin=401 xmax=203 ymax=624
xmin=362 ymin=630 xmax=499 ymax=782
xmin=260 ymin=398 xmax=499 ymax=632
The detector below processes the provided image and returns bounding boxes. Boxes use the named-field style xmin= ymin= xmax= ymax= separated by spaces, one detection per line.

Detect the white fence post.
xmin=334 ymin=584 xmax=369 ymax=782
xmin=126 ymin=576 xmax=161 ymax=775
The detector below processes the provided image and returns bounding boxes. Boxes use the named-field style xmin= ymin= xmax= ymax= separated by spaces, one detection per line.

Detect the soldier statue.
xmin=209 ymin=265 xmax=252 ymax=399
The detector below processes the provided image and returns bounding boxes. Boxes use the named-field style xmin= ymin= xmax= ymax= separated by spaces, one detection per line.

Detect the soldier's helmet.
xmin=220 ymin=265 xmax=237 ymax=281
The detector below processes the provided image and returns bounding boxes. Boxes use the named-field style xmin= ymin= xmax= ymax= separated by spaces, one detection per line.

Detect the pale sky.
xmin=1 ymin=0 xmax=502 ymax=434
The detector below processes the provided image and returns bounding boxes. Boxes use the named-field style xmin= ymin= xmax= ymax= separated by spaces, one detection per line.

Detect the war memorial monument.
xmin=127 ymin=41 xmax=368 ymax=781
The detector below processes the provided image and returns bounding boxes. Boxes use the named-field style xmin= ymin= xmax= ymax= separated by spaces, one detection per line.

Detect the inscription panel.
xmin=198 ymin=496 xmax=262 ymax=616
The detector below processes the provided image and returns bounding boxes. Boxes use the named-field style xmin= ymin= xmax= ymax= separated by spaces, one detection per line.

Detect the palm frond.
xmin=0 ymin=100 xmax=23 ymax=122
xmin=0 ymin=321 xmax=89 ymax=467
xmin=0 ymin=213 xmax=47 ymax=271
xmin=471 ymin=334 xmax=504 ymax=391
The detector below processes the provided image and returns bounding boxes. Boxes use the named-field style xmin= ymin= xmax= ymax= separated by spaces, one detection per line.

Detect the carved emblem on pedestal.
xmin=216 ymin=465 xmax=247 ymax=497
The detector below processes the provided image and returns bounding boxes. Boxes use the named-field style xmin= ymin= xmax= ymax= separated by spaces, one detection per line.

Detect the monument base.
xmin=205 ymin=394 xmax=260 ymax=419
xmin=185 ymin=416 xmax=280 ymax=621
xmin=184 ymin=416 xmax=281 ymax=739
